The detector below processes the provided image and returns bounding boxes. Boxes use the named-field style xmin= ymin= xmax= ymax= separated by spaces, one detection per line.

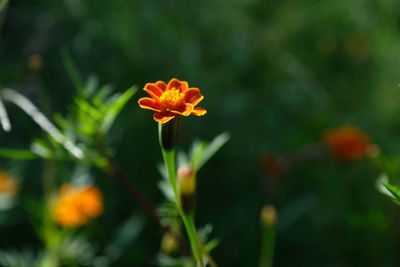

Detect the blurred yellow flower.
xmin=0 ymin=171 xmax=18 ymax=196
xmin=52 ymin=184 xmax=103 ymax=228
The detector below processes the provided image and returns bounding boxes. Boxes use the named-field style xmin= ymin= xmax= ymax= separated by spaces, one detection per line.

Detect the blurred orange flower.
xmin=0 ymin=171 xmax=18 ymax=196
xmin=323 ymin=125 xmax=373 ymax=160
xmin=138 ymin=78 xmax=207 ymax=123
xmin=52 ymin=184 xmax=103 ymax=228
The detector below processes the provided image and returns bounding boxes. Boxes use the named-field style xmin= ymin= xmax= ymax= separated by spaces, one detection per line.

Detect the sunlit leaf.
xmin=205 ymin=238 xmax=220 ymax=252
xmin=31 ymin=139 xmax=54 ymax=159
xmin=100 ymin=87 xmax=137 ymax=133
xmin=75 ymin=98 xmax=102 ymax=120
xmin=0 ymin=89 xmax=83 ymax=159
xmin=192 ymin=132 xmax=230 ymax=171
xmin=0 ymin=148 xmax=37 ymax=160
xmin=83 ymin=75 xmax=99 ymax=98
xmin=0 ymin=97 xmax=11 ymax=131
xmin=383 ymin=183 xmax=400 ymax=205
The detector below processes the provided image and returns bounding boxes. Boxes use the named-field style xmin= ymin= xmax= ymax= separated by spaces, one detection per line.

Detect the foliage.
xmin=2 ymin=0 xmax=400 ymax=266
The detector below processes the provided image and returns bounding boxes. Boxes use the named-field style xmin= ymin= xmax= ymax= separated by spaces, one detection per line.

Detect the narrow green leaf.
xmin=0 ymin=89 xmax=83 ymax=159
xmin=194 ymin=132 xmax=230 ymax=171
xmin=0 ymin=148 xmax=37 ymax=159
xmin=0 ymin=97 xmax=11 ymax=131
xmin=205 ymin=238 xmax=220 ymax=252
xmin=100 ymin=87 xmax=137 ymax=133
xmin=61 ymin=50 xmax=83 ymax=91
xmin=191 ymin=141 xmax=207 ymax=169
xmin=83 ymin=75 xmax=99 ymax=98
xmin=75 ymin=98 xmax=102 ymax=120
xmin=93 ymin=84 xmax=113 ymax=107
xmin=31 ymin=139 xmax=54 ymax=159
xmin=383 ymin=183 xmax=400 ymax=202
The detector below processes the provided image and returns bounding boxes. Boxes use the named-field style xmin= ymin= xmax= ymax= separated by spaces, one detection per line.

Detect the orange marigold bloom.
xmin=138 ymin=78 xmax=207 ymax=123
xmin=323 ymin=125 xmax=372 ymax=160
xmin=52 ymin=184 xmax=103 ymax=228
xmin=0 ymin=171 xmax=18 ymax=196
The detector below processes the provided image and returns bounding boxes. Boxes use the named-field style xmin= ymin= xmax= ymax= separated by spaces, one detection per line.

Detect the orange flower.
xmin=323 ymin=125 xmax=372 ymax=160
xmin=138 ymin=78 xmax=207 ymax=123
xmin=77 ymin=186 xmax=103 ymax=218
xmin=52 ymin=184 xmax=103 ymax=228
xmin=0 ymin=171 xmax=18 ymax=196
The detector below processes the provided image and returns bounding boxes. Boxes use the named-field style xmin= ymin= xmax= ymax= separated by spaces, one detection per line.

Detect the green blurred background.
xmin=2 ymin=0 xmax=400 ymax=266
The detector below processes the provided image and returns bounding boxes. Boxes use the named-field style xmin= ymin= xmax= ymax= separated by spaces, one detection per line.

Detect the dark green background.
xmin=2 ymin=0 xmax=400 ymax=266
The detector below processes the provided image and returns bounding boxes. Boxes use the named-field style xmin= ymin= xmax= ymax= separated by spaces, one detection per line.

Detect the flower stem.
xmin=161 ymin=146 xmax=204 ymax=266
xmin=181 ymin=211 xmax=204 ymax=267
xmin=259 ymin=225 xmax=275 ymax=267
xmin=161 ymin=149 xmax=177 ymax=195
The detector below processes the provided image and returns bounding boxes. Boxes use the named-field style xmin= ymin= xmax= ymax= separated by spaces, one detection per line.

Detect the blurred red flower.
xmin=323 ymin=125 xmax=372 ymax=160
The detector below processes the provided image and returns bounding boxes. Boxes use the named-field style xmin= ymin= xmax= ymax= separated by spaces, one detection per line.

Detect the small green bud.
xmin=161 ymin=232 xmax=179 ymax=254
xmin=27 ymin=54 xmax=43 ymax=73
xmin=261 ymin=205 xmax=277 ymax=227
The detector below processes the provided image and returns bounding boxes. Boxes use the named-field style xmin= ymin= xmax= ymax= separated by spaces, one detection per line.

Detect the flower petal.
xmin=154 ymin=112 xmax=175 ymax=123
xmin=191 ymin=107 xmax=207 ymax=116
xmin=156 ymin=81 xmax=167 ymax=91
xmin=144 ymin=83 xmax=163 ymax=97
xmin=171 ymin=103 xmax=194 ymax=116
xmin=167 ymin=78 xmax=188 ymax=92
xmin=138 ymin=97 xmax=161 ymax=111
xmin=184 ymin=88 xmax=204 ymax=105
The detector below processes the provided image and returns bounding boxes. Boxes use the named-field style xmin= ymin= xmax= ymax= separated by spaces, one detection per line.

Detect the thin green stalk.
xmin=181 ymin=210 xmax=204 ymax=267
xmin=161 ymin=149 xmax=177 ymax=195
xmin=161 ymin=146 xmax=204 ymax=266
xmin=259 ymin=226 xmax=275 ymax=267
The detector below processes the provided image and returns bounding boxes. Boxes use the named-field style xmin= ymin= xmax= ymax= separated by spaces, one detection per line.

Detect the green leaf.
xmin=93 ymin=84 xmax=113 ymax=107
xmin=0 ymin=89 xmax=84 ymax=159
xmin=0 ymin=148 xmax=37 ymax=160
xmin=100 ymin=86 xmax=137 ymax=133
xmin=83 ymin=75 xmax=99 ymax=98
xmin=205 ymin=238 xmax=220 ymax=252
xmin=383 ymin=183 xmax=400 ymax=204
xmin=192 ymin=132 xmax=230 ymax=171
xmin=61 ymin=50 xmax=83 ymax=91
xmin=74 ymin=98 xmax=103 ymax=120
xmin=31 ymin=139 xmax=55 ymax=159
xmin=0 ymin=249 xmax=39 ymax=267
xmin=0 ymin=97 xmax=11 ymax=131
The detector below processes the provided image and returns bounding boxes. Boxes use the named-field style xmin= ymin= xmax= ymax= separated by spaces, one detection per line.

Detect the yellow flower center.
xmin=159 ymin=88 xmax=185 ymax=110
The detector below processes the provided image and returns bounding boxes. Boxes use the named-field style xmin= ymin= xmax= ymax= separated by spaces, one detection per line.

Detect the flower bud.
xmin=159 ymin=118 xmax=180 ymax=151
xmin=27 ymin=54 xmax=43 ymax=73
xmin=261 ymin=205 xmax=277 ymax=227
xmin=160 ymin=232 xmax=179 ymax=254
xmin=178 ymin=166 xmax=196 ymax=213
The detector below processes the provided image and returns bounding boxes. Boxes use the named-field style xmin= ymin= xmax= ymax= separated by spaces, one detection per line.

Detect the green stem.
xmin=259 ymin=226 xmax=275 ymax=267
xmin=181 ymin=211 xmax=204 ymax=267
xmin=161 ymin=146 xmax=204 ymax=266
xmin=161 ymin=149 xmax=177 ymax=195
